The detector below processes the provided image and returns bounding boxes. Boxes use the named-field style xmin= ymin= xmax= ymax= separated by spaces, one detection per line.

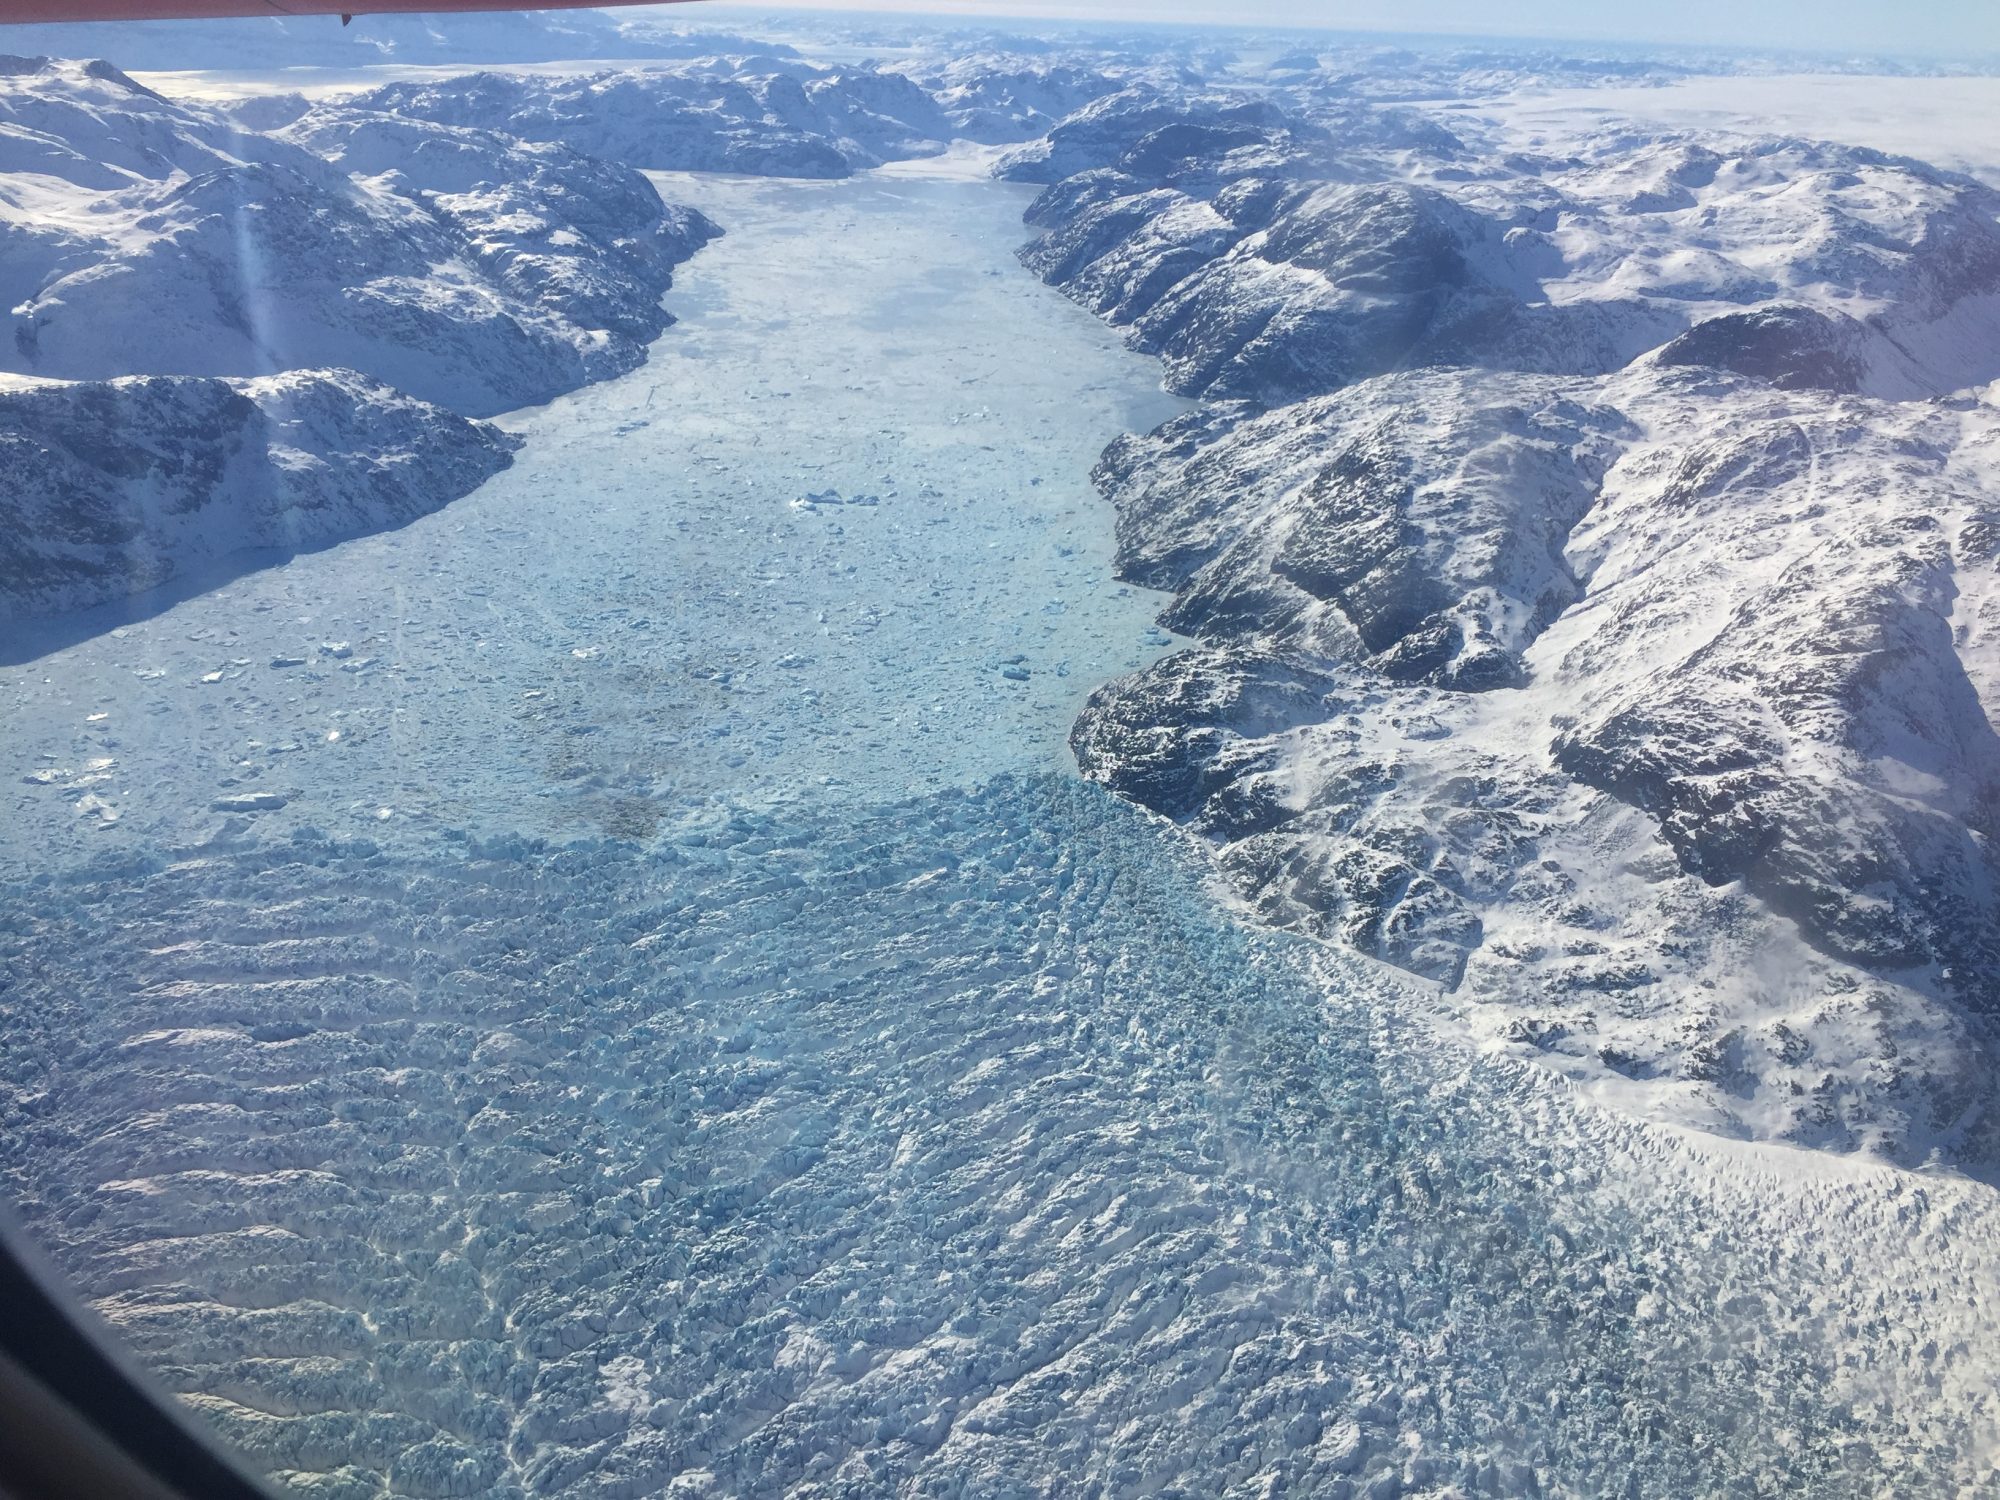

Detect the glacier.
xmin=7 ymin=775 xmax=1997 ymax=1497
xmin=2 ymin=22 xmax=2000 ymax=1500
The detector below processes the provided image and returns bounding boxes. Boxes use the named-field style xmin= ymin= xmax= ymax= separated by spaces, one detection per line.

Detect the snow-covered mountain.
xmin=0 ymin=368 xmax=517 ymax=631
xmin=1011 ymin=90 xmax=2000 ymax=406
xmin=0 ymin=59 xmax=718 ymax=416
xmin=890 ymin=53 xmax=1122 ymax=144
xmin=0 ymin=56 xmax=728 ymax=626
xmin=351 ymin=59 xmax=954 ymax=178
xmin=0 ymin=13 xmax=772 ymax=71
xmin=1027 ymin=89 xmax=2000 ymax=1163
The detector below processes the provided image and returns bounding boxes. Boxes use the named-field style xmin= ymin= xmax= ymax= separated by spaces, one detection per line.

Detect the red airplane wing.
xmin=0 ymin=0 xmax=700 ymax=21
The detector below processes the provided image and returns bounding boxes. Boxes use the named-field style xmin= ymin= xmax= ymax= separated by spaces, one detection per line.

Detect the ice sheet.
xmin=1465 ymin=74 xmax=2000 ymax=186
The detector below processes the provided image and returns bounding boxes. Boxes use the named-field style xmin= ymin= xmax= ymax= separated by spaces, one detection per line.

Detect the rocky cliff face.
xmin=1030 ymin=90 xmax=2000 ymax=1163
xmin=0 ymin=56 xmax=728 ymax=625
xmin=0 ymin=369 xmax=518 ymax=629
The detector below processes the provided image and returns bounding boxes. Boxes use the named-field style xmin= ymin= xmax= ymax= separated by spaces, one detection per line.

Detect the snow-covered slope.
xmin=1016 ymin=94 xmax=2000 ymax=407
xmin=892 ymin=53 xmax=1121 ymax=144
xmin=1030 ymin=91 xmax=2000 ymax=1163
xmin=351 ymin=60 xmax=954 ymax=178
xmin=0 ymin=369 xmax=517 ymax=629
xmin=277 ymin=104 xmax=720 ymax=378
xmin=0 ymin=59 xmax=718 ymax=417
xmin=0 ymin=13 xmax=756 ymax=71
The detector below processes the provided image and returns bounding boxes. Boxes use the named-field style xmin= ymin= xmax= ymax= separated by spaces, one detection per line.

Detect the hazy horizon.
xmin=696 ymin=0 xmax=2000 ymax=61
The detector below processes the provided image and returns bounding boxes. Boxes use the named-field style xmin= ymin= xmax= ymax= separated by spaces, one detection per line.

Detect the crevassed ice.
xmin=2 ymin=776 xmax=1992 ymax=1497
xmin=0 ymin=155 xmax=1995 ymax=1500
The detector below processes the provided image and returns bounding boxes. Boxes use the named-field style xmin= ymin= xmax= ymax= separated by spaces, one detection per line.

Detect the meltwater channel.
xmin=2 ymin=162 xmax=1996 ymax=1498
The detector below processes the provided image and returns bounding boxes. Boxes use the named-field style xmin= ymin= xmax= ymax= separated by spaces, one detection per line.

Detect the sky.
xmin=700 ymin=0 xmax=2000 ymax=59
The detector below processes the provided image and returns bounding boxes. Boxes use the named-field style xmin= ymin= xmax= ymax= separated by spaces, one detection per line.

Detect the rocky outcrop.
xmin=0 ymin=370 xmax=518 ymax=628
xmin=0 ymin=60 xmax=719 ymax=418
xmin=1035 ymin=93 xmax=2000 ymax=1160
xmin=1651 ymin=304 xmax=1868 ymax=391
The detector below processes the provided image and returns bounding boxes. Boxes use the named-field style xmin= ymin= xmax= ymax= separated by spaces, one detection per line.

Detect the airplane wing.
xmin=0 ymin=0 xmax=701 ymax=20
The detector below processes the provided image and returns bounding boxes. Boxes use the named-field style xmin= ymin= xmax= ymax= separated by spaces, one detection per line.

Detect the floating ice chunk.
xmin=21 ymin=768 xmax=68 ymax=785
xmin=319 ymin=641 xmax=352 ymax=660
xmin=210 ymin=792 xmax=289 ymax=813
xmin=199 ymin=671 xmax=223 ymax=684
xmin=73 ymin=794 xmax=117 ymax=824
xmin=85 ymin=712 xmax=107 ymax=723
xmin=270 ymin=656 xmax=306 ymax=669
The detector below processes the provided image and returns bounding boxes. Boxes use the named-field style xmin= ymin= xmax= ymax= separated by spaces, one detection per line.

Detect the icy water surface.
xmin=3 ymin=168 xmax=1999 ymax=1498
xmin=2 ymin=164 xmax=1186 ymax=871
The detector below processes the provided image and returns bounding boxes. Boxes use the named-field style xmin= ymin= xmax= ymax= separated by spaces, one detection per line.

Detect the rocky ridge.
xmin=0 ymin=369 xmax=518 ymax=626
xmin=1026 ymin=87 xmax=2000 ymax=1163
xmin=350 ymin=60 xmax=955 ymax=179
xmin=0 ymin=56 xmax=719 ymax=627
